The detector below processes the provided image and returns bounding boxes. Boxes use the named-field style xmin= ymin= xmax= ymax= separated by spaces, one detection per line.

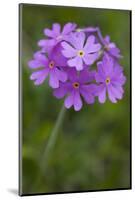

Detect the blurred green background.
xmin=20 ymin=4 xmax=131 ymax=195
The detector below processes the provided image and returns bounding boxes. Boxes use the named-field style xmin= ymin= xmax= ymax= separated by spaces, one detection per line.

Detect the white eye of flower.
xmin=77 ymin=50 xmax=85 ymax=57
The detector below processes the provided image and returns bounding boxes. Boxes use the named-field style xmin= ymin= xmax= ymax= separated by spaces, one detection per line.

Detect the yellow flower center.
xmin=77 ymin=50 xmax=85 ymax=57
xmin=49 ymin=61 xmax=55 ymax=69
xmin=73 ymin=82 xmax=80 ymax=89
xmin=105 ymin=77 xmax=110 ymax=84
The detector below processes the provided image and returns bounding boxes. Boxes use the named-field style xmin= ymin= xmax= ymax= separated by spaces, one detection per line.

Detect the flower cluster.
xmin=28 ymin=22 xmax=126 ymax=111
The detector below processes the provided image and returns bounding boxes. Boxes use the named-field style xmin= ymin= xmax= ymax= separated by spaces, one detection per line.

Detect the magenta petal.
xmin=68 ymin=56 xmax=83 ymax=71
xmin=30 ymin=69 xmax=49 ymax=85
xmin=62 ymin=22 xmax=76 ymax=34
xmin=53 ymin=83 xmax=69 ymax=99
xmin=28 ymin=60 xmax=43 ymax=69
xmin=84 ymin=35 xmax=101 ymax=53
xmin=107 ymin=85 xmax=117 ymax=103
xmin=51 ymin=43 xmax=67 ymax=66
xmin=80 ymin=85 xmax=95 ymax=104
xmin=95 ymin=73 xmax=104 ymax=83
xmin=44 ymin=28 xmax=55 ymax=37
xmin=102 ymin=53 xmax=114 ymax=76
xmin=52 ymin=23 xmax=61 ymax=35
xmin=104 ymin=35 xmax=110 ymax=43
xmin=38 ymin=39 xmax=48 ymax=47
xmin=73 ymin=91 xmax=83 ymax=111
xmin=96 ymin=62 xmax=105 ymax=81
xmin=34 ymin=52 xmax=48 ymax=63
xmin=70 ymin=32 xmax=85 ymax=49
xmin=61 ymin=42 xmax=76 ymax=58
xmin=79 ymin=68 xmax=91 ymax=83
xmin=30 ymin=69 xmax=48 ymax=80
xmin=34 ymin=76 xmax=46 ymax=85
xmin=38 ymin=39 xmax=56 ymax=48
xmin=112 ymin=73 xmax=126 ymax=86
xmin=64 ymin=92 xmax=74 ymax=109
xmin=49 ymin=70 xmax=59 ymax=88
xmin=55 ymin=68 xmax=67 ymax=82
xmin=83 ymin=53 xmax=98 ymax=65
xmin=77 ymin=32 xmax=85 ymax=49
xmin=98 ymin=85 xmax=106 ymax=103
xmin=108 ymin=84 xmax=123 ymax=100
xmin=67 ymin=68 xmax=78 ymax=82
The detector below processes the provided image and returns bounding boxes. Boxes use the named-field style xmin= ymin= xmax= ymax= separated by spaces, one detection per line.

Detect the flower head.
xmin=53 ymin=68 xmax=96 ymax=111
xmin=28 ymin=45 xmax=67 ymax=88
xmin=28 ymin=23 xmax=126 ymax=111
xmin=61 ymin=32 xmax=101 ymax=71
xmin=95 ymin=54 xmax=126 ymax=103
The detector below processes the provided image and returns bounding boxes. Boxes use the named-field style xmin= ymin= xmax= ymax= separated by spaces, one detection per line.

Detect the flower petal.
xmin=79 ymin=68 xmax=92 ymax=83
xmin=73 ymin=90 xmax=83 ymax=111
xmin=64 ymin=91 xmax=74 ymax=109
xmin=28 ymin=60 xmax=44 ymax=69
xmin=102 ymin=54 xmax=114 ymax=76
xmin=38 ymin=39 xmax=48 ymax=47
xmin=44 ymin=28 xmax=55 ymax=38
xmin=52 ymin=23 xmax=61 ymax=35
xmin=62 ymin=22 xmax=77 ymax=35
xmin=84 ymin=35 xmax=101 ymax=53
xmin=69 ymin=32 xmax=85 ymax=49
xmin=76 ymin=32 xmax=85 ymax=49
xmin=68 ymin=56 xmax=83 ymax=71
xmin=98 ymin=85 xmax=106 ymax=103
xmin=67 ymin=68 xmax=78 ymax=82
xmin=108 ymin=84 xmax=123 ymax=100
xmin=61 ymin=42 xmax=76 ymax=58
xmin=34 ymin=52 xmax=48 ymax=63
xmin=107 ymin=84 xmax=117 ymax=103
xmin=55 ymin=68 xmax=67 ymax=82
xmin=49 ymin=70 xmax=59 ymax=88
xmin=83 ymin=53 xmax=98 ymax=65
xmin=38 ymin=39 xmax=56 ymax=49
xmin=30 ymin=69 xmax=49 ymax=85
xmin=80 ymin=85 xmax=95 ymax=104
xmin=51 ymin=43 xmax=67 ymax=66
xmin=53 ymin=82 xmax=70 ymax=99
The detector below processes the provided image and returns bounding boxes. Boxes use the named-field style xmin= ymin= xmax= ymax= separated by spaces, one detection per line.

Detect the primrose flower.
xmin=95 ymin=54 xmax=126 ymax=103
xmin=28 ymin=49 xmax=67 ymax=88
xmin=53 ymin=68 xmax=96 ymax=111
xmin=28 ymin=23 xmax=126 ymax=111
xmin=38 ymin=22 xmax=77 ymax=51
xmin=104 ymin=35 xmax=122 ymax=59
xmin=61 ymin=32 xmax=101 ymax=71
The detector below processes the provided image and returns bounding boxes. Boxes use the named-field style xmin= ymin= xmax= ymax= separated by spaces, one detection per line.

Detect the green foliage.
xmin=21 ymin=4 xmax=131 ymax=194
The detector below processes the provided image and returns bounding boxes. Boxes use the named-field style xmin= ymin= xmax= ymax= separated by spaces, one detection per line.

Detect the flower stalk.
xmin=41 ymin=104 xmax=66 ymax=171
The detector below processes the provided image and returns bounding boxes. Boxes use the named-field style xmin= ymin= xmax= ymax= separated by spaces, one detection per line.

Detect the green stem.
xmin=31 ymin=104 xmax=66 ymax=191
xmin=41 ymin=104 xmax=66 ymax=171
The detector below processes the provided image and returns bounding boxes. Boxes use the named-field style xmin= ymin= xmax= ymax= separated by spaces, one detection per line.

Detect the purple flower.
xmin=53 ymin=68 xmax=96 ymax=111
xmin=28 ymin=45 xmax=67 ymax=88
xmin=61 ymin=32 xmax=101 ymax=71
xmin=104 ymin=35 xmax=122 ymax=58
xmin=28 ymin=23 xmax=127 ymax=111
xmin=95 ymin=54 xmax=126 ymax=103
xmin=38 ymin=22 xmax=77 ymax=52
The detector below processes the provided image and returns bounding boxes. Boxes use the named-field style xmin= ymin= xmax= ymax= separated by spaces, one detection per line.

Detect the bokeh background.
xmin=20 ymin=4 xmax=131 ymax=195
